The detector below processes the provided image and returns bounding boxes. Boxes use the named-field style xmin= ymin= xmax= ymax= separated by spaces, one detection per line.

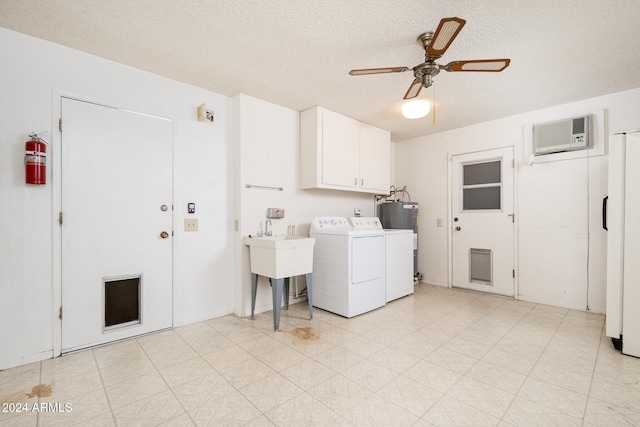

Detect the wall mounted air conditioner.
xmin=533 ymin=115 xmax=592 ymax=155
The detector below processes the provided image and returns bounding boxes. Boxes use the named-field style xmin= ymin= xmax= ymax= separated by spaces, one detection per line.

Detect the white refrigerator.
xmin=606 ymin=130 xmax=640 ymax=357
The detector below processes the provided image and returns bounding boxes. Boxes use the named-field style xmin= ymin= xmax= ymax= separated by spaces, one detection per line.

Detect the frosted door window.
xmin=462 ymin=160 xmax=502 ymax=210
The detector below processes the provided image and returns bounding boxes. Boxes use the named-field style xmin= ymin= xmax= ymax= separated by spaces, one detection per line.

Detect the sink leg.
xmin=272 ymin=278 xmax=284 ymax=330
xmin=305 ymin=273 xmax=313 ymax=320
xmin=251 ymin=273 xmax=258 ymax=320
xmin=283 ymin=278 xmax=290 ymax=310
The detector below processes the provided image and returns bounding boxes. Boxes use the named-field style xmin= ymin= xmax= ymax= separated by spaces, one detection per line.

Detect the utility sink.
xmin=243 ymin=236 xmax=316 ymax=279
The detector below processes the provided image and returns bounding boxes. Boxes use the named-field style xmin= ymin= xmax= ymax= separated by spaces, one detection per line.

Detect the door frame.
xmin=447 ymin=144 xmax=520 ymax=298
xmin=51 ymin=90 xmax=178 ymax=357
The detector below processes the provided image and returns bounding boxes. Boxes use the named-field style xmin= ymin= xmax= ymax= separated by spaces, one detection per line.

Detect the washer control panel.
xmin=310 ymin=217 xmax=351 ymax=233
xmin=349 ymin=217 xmax=382 ymax=230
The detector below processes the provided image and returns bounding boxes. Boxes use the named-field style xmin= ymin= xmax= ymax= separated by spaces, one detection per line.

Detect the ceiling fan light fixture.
xmin=402 ymin=99 xmax=431 ymax=119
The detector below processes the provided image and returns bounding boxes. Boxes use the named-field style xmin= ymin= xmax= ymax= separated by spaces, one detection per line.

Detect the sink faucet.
xmin=265 ymin=219 xmax=272 ymax=236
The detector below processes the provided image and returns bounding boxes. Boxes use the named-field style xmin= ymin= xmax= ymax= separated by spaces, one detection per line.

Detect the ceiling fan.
xmin=349 ymin=17 xmax=511 ymax=100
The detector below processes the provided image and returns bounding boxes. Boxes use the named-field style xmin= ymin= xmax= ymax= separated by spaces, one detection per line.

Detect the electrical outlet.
xmin=184 ymin=218 xmax=198 ymax=232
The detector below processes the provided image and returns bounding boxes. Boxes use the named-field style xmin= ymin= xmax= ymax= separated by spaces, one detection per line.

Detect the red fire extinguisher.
xmin=25 ymin=131 xmax=48 ymax=185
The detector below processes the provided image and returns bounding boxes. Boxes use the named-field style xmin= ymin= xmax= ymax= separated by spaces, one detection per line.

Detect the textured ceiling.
xmin=2 ymin=0 xmax=640 ymax=141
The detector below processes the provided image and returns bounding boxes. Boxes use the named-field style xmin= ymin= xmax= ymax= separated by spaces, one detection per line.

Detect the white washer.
xmin=309 ymin=217 xmax=386 ymax=317
xmin=384 ymin=229 xmax=414 ymax=302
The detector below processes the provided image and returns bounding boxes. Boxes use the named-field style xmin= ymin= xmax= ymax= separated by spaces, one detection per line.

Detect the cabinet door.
xmin=321 ymin=109 xmax=360 ymax=187
xmin=359 ymin=124 xmax=390 ymax=192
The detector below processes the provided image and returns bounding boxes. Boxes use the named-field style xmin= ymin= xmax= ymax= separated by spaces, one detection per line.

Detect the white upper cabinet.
xmin=320 ymin=108 xmax=361 ymax=187
xmin=359 ymin=122 xmax=391 ymax=192
xmin=300 ymin=106 xmax=391 ymax=194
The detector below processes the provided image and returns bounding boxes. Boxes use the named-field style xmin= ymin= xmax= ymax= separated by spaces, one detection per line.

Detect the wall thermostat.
xmin=188 ymin=203 xmax=195 ymax=214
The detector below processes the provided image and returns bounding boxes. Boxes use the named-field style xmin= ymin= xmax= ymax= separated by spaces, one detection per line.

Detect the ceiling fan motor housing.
xmin=414 ymin=32 xmax=441 ymax=88
xmin=413 ymin=63 xmax=440 ymax=87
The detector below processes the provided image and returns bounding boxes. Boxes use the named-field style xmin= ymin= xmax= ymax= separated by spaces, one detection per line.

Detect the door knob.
xmin=455 ymin=226 xmax=461 ymax=231
xmin=160 ymin=231 xmax=169 ymax=238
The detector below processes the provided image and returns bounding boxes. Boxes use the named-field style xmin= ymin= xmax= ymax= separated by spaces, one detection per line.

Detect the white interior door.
xmin=451 ymin=147 xmax=514 ymax=296
xmin=61 ymin=97 xmax=173 ymax=352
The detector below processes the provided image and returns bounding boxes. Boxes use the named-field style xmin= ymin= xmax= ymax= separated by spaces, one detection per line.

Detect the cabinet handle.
xmin=354 ymin=178 xmax=357 ymax=186
xmin=361 ymin=178 xmax=364 ymax=186
xmin=602 ymin=195 xmax=608 ymax=231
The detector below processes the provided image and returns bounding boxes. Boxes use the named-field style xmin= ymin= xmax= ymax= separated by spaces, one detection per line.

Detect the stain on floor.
xmin=291 ymin=327 xmax=319 ymax=340
xmin=26 ymin=383 xmax=53 ymax=398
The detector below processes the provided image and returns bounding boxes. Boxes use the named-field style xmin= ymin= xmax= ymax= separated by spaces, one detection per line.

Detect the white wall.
xmin=5 ymin=24 xmax=639 ymax=370
xmin=0 ymin=28 xmax=235 ymax=369
xmin=394 ymin=87 xmax=640 ymax=313
xmin=0 ymin=28 xmax=379 ymax=371
xmin=233 ymin=94 xmax=375 ymax=317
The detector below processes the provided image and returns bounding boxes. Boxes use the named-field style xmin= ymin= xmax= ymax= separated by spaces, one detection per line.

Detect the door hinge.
xmin=58 ymin=306 xmax=63 ymax=320
xmin=513 ymin=269 xmax=516 ymax=278
xmin=59 ymin=118 xmax=63 ymax=132
xmin=58 ymin=211 xmax=64 ymax=225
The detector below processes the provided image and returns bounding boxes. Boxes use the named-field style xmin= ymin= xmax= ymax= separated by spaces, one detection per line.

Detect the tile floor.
xmin=1 ymin=284 xmax=640 ymax=426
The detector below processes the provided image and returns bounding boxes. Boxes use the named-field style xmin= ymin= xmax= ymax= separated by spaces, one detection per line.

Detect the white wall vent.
xmin=533 ymin=115 xmax=592 ymax=155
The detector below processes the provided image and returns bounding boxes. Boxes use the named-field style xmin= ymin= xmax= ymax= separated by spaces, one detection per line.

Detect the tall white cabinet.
xmin=606 ymin=130 xmax=640 ymax=357
xmin=300 ymin=106 xmax=390 ymax=194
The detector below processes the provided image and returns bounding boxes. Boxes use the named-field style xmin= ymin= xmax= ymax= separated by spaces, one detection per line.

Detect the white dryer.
xmin=309 ymin=217 xmax=386 ymax=317
xmin=384 ymin=229 xmax=414 ymax=302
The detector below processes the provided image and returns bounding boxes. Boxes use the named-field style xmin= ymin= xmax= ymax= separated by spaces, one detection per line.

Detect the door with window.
xmin=451 ymin=147 xmax=514 ymax=296
xmin=60 ymin=97 xmax=174 ymax=352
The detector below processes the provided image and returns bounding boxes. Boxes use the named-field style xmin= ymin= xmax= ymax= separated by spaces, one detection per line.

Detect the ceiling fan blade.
xmin=403 ymin=78 xmax=422 ymax=100
xmin=443 ymin=59 xmax=511 ymax=72
xmin=349 ymin=67 xmax=409 ymax=76
xmin=427 ymin=17 xmax=466 ymax=59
